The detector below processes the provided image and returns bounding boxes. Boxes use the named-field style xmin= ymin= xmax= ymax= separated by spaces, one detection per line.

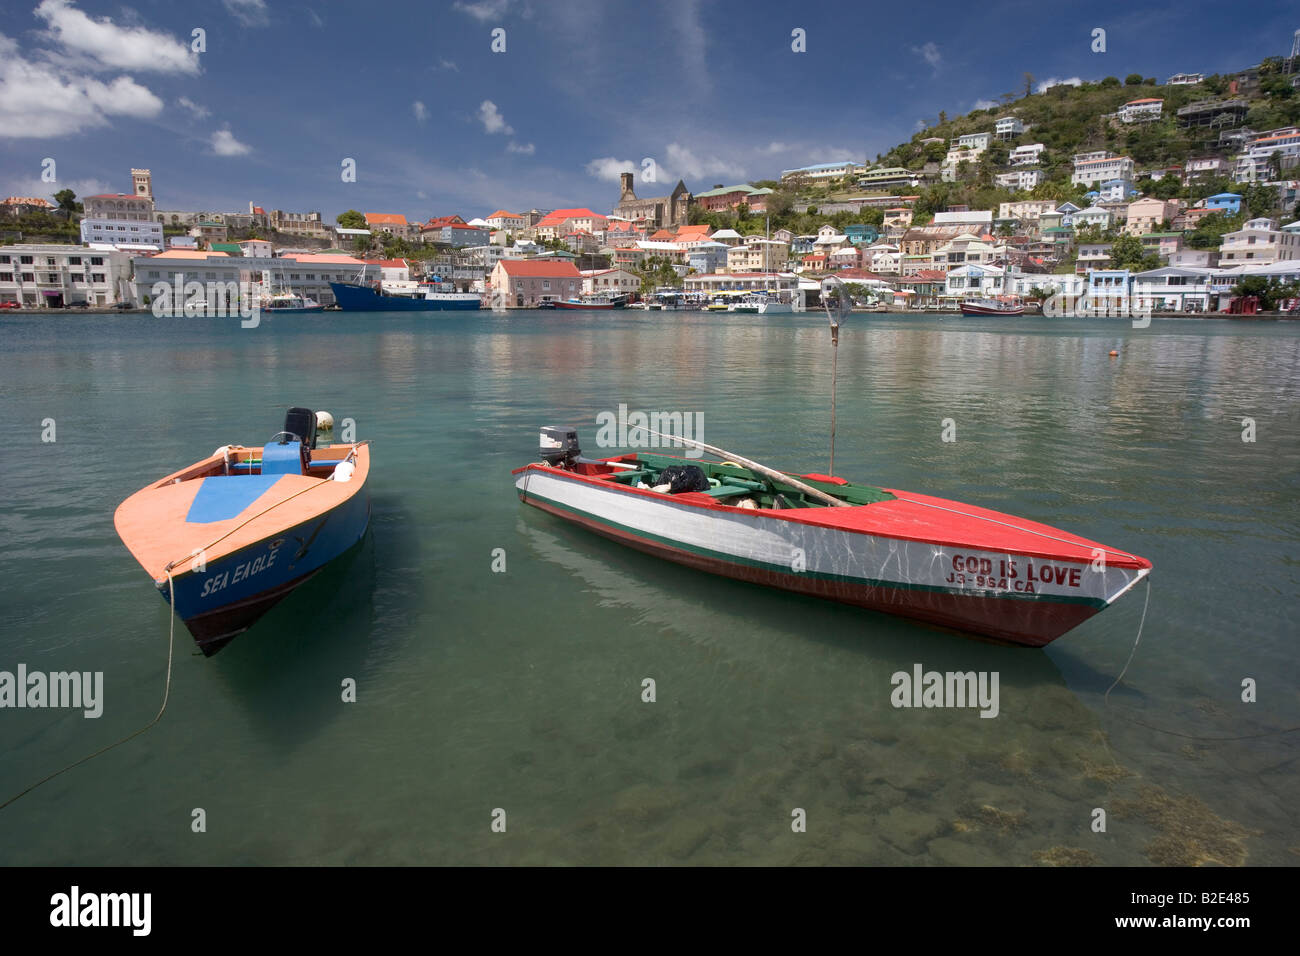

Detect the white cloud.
xmin=585 ymin=157 xmax=639 ymax=182
xmin=223 ymin=0 xmax=270 ymax=28
xmin=305 ymin=8 xmax=323 ymax=28
xmin=1037 ymin=76 xmax=1082 ymax=93
xmin=177 ymin=96 xmax=210 ymax=119
xmin=913 ymin=119 xmax=927 ymax=132
xmin=0 ymin=174 xmax=109 ymax=201
xmin=211 ymin=128 xmax=251 ymax=156
xmin=662 ymin=142 xmax=744 ymax=184
xmin=34 ymin=0 xmax=200 ymax=74
xmin=412 ymin=100 xmax=428 ymax=123
xmin=453 ymin=0 xmax=512 ymax=22
xmin=0 ymin=34 xmax=164 ymax=137
xmin=507 ymin=141 xmax=534 ymax=154
xmin=477 ymin=100 xmax=512 ymax=135
xmin=437 ymin=58 xmax=459 ymax=71
xmin=912 ymin=41 xmax=941 ymax=71
xmin=971 ymin=98 xmax=999 ymax=111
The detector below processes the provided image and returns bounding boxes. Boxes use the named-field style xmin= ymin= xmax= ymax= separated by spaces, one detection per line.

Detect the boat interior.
xmin=574 ymin=452 xmax=896 ymax=510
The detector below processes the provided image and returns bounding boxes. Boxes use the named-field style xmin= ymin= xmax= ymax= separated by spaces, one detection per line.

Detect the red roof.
xmin=648 ymin=229 xmax=676 ymax=241
xmin=252 ymin=206 xmax=266 ymax=215
xmin=536 ymin=208 xmax=606 ymax=227
xmin=486 ymin=210 xmax=521 ymax=220
xmin=1124 ymin=98 xmax=1162 ymax=105
xmin=423 ymin=215 xmax=466 ymax=229
xmin=2 ymin=196 xmax=54 ymax=207
xmin=496 ymin=260 xmax=582 ymax=278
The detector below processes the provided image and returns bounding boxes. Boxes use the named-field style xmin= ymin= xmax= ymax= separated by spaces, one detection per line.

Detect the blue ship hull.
xmin=330 ymin=282 xmax=480 ymax=312
xmin=159 ymin=485 xmax=371 ymax=655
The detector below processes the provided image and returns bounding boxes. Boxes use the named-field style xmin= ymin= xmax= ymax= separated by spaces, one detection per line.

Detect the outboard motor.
xmin=539 ymin=426 xmax=580 ymax=468
xmin=283 ymin=406 xmax=318 ymax=449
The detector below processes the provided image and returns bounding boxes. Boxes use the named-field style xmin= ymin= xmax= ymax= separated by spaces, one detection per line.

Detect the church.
xmin=611 ymin=172 xmax=691 ymax=229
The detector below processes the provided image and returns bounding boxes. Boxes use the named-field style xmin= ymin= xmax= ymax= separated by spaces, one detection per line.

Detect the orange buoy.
xmin=1109 ymin=350 xmax=1119 ymax=357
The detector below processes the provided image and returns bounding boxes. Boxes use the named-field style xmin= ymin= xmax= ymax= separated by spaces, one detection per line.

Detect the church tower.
xmin=131 ymin=168 xmax=153 ymax=199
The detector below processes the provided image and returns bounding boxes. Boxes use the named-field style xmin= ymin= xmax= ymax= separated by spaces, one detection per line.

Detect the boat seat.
xmin=261 ymin=440 xmax=305 ymax=477
xmin=704 ymin=484 xmax=755 ymax=499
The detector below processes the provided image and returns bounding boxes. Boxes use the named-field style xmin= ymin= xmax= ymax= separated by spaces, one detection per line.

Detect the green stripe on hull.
xmin=519 ymin=485 xmax=1107 ymax=609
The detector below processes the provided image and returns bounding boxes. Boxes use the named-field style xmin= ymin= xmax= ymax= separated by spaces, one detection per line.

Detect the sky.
xmin=0 ymin=0 xmax=1294 ymax=224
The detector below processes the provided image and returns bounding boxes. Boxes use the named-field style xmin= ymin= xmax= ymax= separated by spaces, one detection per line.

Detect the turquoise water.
xmin=0 ymin=310 xmax=1296 ymax=865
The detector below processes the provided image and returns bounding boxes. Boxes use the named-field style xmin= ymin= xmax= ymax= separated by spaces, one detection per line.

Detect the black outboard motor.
xmin=283 ymin=406 xmax=318 ymax=449
xmin=539 ymin=426 xmax=580 ymax=468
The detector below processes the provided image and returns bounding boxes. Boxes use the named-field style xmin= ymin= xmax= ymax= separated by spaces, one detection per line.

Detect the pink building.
xmin=491 ymin=259 xmax=583 ymax=306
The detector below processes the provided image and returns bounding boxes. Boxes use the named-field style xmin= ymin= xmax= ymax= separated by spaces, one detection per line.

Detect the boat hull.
xmin=329 ymin=282 xmax=480 ymax=311
xmin=116 ymin=444 xmax=372 ymax=655
xmin=959 ymin=303 xmax=1024 ymax=316
xmin=513 ymin=462 xmax=1149 ymax=647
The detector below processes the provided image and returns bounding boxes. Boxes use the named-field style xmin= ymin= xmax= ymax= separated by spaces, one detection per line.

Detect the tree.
xmin=352 ymin=237 xmax=370 ymax=255
xmin=1100 ymin=76 xmax=1120 ymax=88
xmin=1024 ymin=72 xmax=1035 ymax=97
xmin=53 ymin=189 xmax=79 ymax=214
xmin=1124 ymin=74 xmax=1144 ymax=86
xmin=1232 ymin=276 xmax=1299 ymax=310
xmin=337 ymin=209 xmax=366 ymax=229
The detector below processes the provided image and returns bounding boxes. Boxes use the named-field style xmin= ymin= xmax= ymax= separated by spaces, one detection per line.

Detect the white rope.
xmin=1104 ymin=574 xmax=1150 ymax=702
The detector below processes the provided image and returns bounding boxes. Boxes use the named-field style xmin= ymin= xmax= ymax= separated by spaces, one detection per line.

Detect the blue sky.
xmin=0 ymin=0 xmax=1293 ymax=223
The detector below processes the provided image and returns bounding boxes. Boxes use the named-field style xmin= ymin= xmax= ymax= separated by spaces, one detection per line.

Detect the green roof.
xmin=209 ymin=242 xmax=243 ymax=254
xmin=694 ymin=184 xmax=760 ymax=198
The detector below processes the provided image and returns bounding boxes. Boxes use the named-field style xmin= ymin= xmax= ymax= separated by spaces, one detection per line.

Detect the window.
xmin=91 ymin=257 xmax=103 ymax=265
xmin=22 ymin=274 xmax=34 ymax=282
xmin=0 ymin=274 xmax=11 ymax=282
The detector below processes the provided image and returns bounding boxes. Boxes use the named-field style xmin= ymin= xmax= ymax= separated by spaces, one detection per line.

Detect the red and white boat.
xmin=513 ymin=428 xmax=1151 ymax=647
xmin=959 ymin=296 xmax=1025 ymax=316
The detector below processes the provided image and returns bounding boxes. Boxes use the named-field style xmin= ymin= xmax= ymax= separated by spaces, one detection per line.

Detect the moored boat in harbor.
xmin=959 ymin=296 xmax=1025 ymax=316
xmin=115 ymin=407 xmax=371 ymax=655
xmin=514 ymin=427 xmax=1151 ymax=647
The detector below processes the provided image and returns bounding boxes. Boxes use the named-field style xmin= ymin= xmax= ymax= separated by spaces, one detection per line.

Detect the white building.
xmin=994 ymin=117 xmax=1024 ymax=140
xmin=1130 ymin=267 xmax=1214 ymax=310
xmin=1233 ymin=129 xmax=1300 ymax=184
xmin=1008 ymin=143 xmax=1046 ymax=166
xmin=1072 ymin=206 xmax=1112 ymax=231
xmin=1118 ymin=98 xmax=1163 ymax=123
xmin=1218 ymin=218 xmax=1300 ymax=266
xmin=1076 ymin=242 xmax=1113 ymax=274
xmin=131 ymin=251 xmax=371 ymax=307
xmin=1072 ymin=155 xmax=1136 ymax=186
xmin=0 ymin=244 xmax=134 ymax=307
xmin=79 ymin=217 xmax=163 ymax=250
xmin=1183 ymin=156 xmax=1232 ymax=185
xmin=933 ymin=210 xmax=993 ymax=231
xmin=780 ymin=162 xmax=866 ymax=183
xmin=944 ymin=263 xmax=1007 ymax=299
xmin=956 ymin=132 xmax=992 ymax=152
xmin=1166 ymin=73 xmax=1204 ymax=86
xmin=996 ymin=169 xmax=1043 ymax=191
xmin=998 ymin=199 xmax=1058 ymax=222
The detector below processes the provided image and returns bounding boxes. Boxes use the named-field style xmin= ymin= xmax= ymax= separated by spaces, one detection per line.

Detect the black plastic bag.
xmin=658 ymin=464 xmax=710 ymax=493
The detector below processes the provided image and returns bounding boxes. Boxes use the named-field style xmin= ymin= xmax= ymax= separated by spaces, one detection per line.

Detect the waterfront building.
xmin=131 ymin=250 xmax=368 ymax=307
xmin=944 ymin=263 xmax=1007 ymax=300
xmin=580 ymin=268 xmax=639 ymax=295
xmin=1130 ymin=267 xmax=1214 ymax=310
xmin=687 ymin=241 xmax=729 ymax=275
xmin=0 ymin=244 xmax=133 ymax=307
xmin=1086 ymin=269 xmax=1132 ymax=310
xmin=683 ymin=272 xmax=799 ymax=293
xmin=490 ymin=259 xmax=582 ymax=306
xmin=79 ymin=217 xmax=163 ymax=250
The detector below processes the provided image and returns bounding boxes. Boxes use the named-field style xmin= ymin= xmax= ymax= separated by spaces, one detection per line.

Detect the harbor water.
xmin=0 ymin=310 xmax=1296 ymax=865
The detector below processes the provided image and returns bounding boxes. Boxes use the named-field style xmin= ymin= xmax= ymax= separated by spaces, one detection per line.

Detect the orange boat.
xmin=114 ymin=408 xmax=371 ymax=655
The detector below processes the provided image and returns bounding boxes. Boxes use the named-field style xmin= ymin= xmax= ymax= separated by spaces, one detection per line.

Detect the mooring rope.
xmin=1098 ymin=576 xmax=1299 ymax=741
xmin=1 ymin=441 xmax=370 ymax=810
xmin=0 ymin=570 xmax=177 ymax=811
